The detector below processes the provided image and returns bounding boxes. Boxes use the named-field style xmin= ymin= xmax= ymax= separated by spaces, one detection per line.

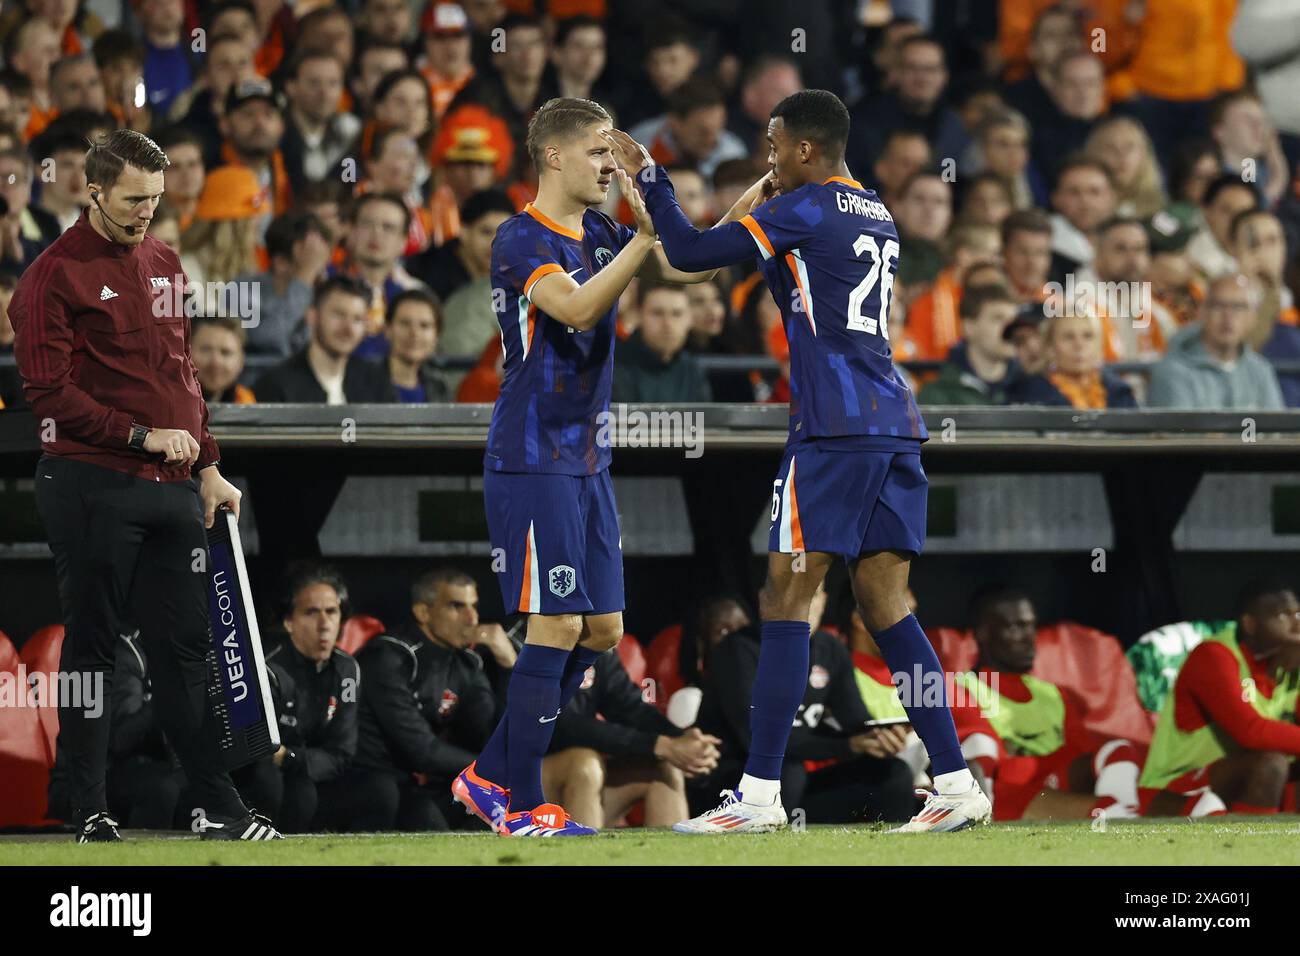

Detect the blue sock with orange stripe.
xmin=872 ymin=613 xmax=966 ymax=776
xmin=475 ymin=645 xmax=602 ymax=786
xmin=744 ymin=620 xmax=810 ymax=783
xmin=504 ymin=643 xmax=568 ymax=812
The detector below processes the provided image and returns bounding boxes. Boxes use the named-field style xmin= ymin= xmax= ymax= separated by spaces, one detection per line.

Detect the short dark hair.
xmin=282 ymin=561 xmax=350 ymax=618
xmin=92 ymin=28 xmax=145 ymax=69
xmin=959 ymin=282 xmax=1017 ymax=321
xmin=411 ymin=568 xmax=476 ymax=606
xmin=193 ymin=315 xmax=247 ymax=345
xmin=1210 ymin=88 xmax=1263 ymax=128
xmin=637 ymin=278 xmax=689 ymax=307
xmin=1052 ymin=153 xmax=1112 ymax=192
xmin=644 ymin=15 xmax=695 ymax=54
xmin=84 ymin=129 xmax=170 ymax=192
xmin=312 ymin=274 xmax=371 ymax=309
xmin=265 ymin=209 xmax=328 ymax=262
xmin=666 ymin=75 xmax=725 ymax=117
xmin=286 ymin=48 xmax=343 ymax=81
xmin=770 ymin=89 xmax=851 ymax=162
xmin=386 ymin=286 xmax=442 ymax=332
xmin=1096 ymin=215 xmax=1146 ymax=238
xmin=968 ymin=583 xmax=1032 ymax=630
xmin=350 ymin=190 xmax=411 ymax=233
xmin=1203 ymin=171 xmax=1258 ymax=210
xmin=555 ymin=14 xmax=603 ymax=46
xmin=1236 ymin=577 xmax=1295 ymax=620
xmin=209 ymin=0 xmax=257 ymax=29
xmin=154 ymin=124 xmax=204 ymax=156
xmin=500 ymin=11 xmax=545 ymax=35
xmin=0 ymin=68 xmax=32 ymax=98
xmin=460 ymin=188 xmax=516 ymax=225
xmin=526 ymin=96 xmax=610 ymax=169
xmin=1000 ymin=207 xmax=1051 ymax=245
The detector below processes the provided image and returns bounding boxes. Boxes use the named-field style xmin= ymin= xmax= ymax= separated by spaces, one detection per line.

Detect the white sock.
xmin=738 ymin=774 xmax=781 ymax=806
xmin=1094 ymin=762 xmax=1139 ymax=807
xmin=934 ymin=768 xmax=975 ymax=796
xmin=1093 ymin=739 xmax=1139 ymax=807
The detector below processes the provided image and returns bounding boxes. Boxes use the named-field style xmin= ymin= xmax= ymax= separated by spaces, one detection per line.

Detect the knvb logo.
xmin=49 ymin=886 xmax=151 ymax=936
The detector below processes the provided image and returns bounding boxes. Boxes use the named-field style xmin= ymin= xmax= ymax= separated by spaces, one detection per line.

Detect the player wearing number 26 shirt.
xmin=610 ymin=91 xmax=988 ymax=836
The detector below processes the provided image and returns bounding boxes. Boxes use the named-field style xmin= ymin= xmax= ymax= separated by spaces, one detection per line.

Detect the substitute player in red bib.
xmin=607 ymin=90 xmax=991 ymax=833
xmin=452 ymin=98 xmax=768 ymax=836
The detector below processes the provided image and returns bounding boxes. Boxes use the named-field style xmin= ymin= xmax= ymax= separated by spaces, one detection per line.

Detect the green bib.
xmin=1140 ymin=624 xmax=1300 ymax=791
xmin=854 ymin=666 xmax=908 ymax=721
xmin=957 ymin=671 xmax=1066 ymax=757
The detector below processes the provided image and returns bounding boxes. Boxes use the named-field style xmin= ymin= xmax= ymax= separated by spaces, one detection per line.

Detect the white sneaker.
xmin=889 ymin=782 xmax=992 ymax=832
xmin=672 ymin=789 xmax=787 ymax=835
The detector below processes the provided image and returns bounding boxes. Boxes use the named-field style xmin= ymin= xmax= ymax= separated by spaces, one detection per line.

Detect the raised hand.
xmin=617 ymin=168 xmax=656 ymax=240
xmin=601 ymin=127 xmax=654 ymax=177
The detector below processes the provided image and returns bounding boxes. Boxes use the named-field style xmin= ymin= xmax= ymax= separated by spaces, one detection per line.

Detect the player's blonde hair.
xmin=525 ymin=97 xmax=611 ymax=172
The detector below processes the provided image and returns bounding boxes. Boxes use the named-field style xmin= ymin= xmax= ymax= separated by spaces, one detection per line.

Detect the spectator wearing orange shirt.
xmin=1001 ymin=208 xmax=1053 ymax=306
xmin=1102 ymin=0 xmax=1245 ymax=160
xmin=420 ymin=2 xmax=474 ymax=119
xmin=9 ymin=20 xmax=61 ymax=141
xmin=1009 ymin=311 xmax=1137 ymax=409
xmin=903 ymin=224 xmax=1000 ymax=362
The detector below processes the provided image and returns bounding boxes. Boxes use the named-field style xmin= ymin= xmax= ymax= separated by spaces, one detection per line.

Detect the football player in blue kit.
xmin=604 ymin=89 xmax=992 ymax=834
xmin=453 ymin=97 xmax=769 ymax=836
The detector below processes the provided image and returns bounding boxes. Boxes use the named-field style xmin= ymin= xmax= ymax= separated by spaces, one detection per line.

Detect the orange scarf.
xmin=1049 ymin=371 xmax=1107 ymax=410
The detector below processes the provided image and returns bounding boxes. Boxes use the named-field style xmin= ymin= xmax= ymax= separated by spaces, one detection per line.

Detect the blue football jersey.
xmin=740 ymin=177 xmax=927 ymax=447
xmin=485 ymin=203 xmax=635 ymax=476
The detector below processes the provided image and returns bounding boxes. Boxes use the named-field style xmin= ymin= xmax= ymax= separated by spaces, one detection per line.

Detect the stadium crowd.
xmin=4 ymin=0 xmax=1300 ymax=832
xmin=3 ymin=0 xmax=1300 ymax=412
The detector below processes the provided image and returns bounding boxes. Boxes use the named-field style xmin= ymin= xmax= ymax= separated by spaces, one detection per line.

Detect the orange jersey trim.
xmin=523 ymin=262 xmax=565 ymax=300
xmin=524 ymin=202 xmax=583 ymax=241
xmin=739 ymin=214 xmax=775 ymax=258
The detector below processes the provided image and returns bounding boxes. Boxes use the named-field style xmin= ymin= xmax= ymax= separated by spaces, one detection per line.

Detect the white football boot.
xmin=889 ymin=781 xmax=992 ymax=833
xmin=672 ymin=789 xmax=787 ymax=835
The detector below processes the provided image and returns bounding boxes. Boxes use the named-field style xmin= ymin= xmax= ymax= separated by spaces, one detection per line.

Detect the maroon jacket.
xmin=9 ymin=210 xmax=219 ymax=482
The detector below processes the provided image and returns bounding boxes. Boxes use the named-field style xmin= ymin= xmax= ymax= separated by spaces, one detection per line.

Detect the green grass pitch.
xmin=4 ymin=818 xmax=1300 ymax=866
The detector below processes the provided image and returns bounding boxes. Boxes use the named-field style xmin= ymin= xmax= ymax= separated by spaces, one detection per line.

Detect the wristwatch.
xmin=127 ymin=422 xmax=150 ymax=452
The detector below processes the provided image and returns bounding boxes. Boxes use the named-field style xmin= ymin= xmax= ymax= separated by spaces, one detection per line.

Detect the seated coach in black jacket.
xmin=234 ymin=564 xmax=360 ymax=833
xmin=544 ymin=651 xmax=721 ymax=830
xmin=342 ymin=568 xmax=510 ymax=832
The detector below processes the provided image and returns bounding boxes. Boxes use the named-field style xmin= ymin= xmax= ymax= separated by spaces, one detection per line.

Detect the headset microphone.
xmin=90 ymin=190 xmax=136 ymax=237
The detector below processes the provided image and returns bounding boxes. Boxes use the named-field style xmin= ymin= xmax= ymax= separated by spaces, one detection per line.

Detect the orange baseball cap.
xmin=195 ymin=165 xmax=266 ymax=221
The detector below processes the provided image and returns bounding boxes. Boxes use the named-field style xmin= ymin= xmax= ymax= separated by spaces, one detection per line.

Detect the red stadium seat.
xmin=20 ymin=625 xmax=65 ymax=767
xmin=925 ymin=622 xmax=1153 ymax=745
xmin=0 ymin=627 xmax=58 ymax=826
xmin=925 ymin=627 xmax=978 ymax=672
xmin=1032 ymin=622 xmax=1154 ymax=745
xmin=0 ymin=710 xmax=55 ymax=827
xmin=616 ymin=633 xmax=646 ymax=687
xmin=338 ymin=615 xmax=386 ymax=655
xmin=0 ymin=630 xmax=18 ymax=672
xmin=643 ymin=624 xmax=685 ymax=714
